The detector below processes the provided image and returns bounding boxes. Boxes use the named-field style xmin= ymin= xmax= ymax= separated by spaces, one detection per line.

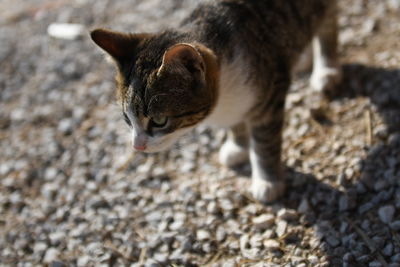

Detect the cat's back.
xmin=183 ymin=0 xmax=333 ymax=60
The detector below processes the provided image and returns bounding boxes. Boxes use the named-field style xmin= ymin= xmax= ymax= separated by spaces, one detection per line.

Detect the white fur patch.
xmin=202 ymin=53 xmax=256 ymax=128
xmin=219 ymin=137 xmax=248 ymax=167
xmin=249 ymin=148 xmax=285 ymax=203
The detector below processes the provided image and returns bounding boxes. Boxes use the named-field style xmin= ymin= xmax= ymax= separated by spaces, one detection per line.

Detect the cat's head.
xmin=91 ymin=29 xmax=219 ymax=152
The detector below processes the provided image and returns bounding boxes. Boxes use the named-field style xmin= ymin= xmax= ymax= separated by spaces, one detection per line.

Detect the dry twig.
xmin=347 ymin=218 xmax=389 ymax=267
xmin=364 ymin=109 xmax=373 ymax=146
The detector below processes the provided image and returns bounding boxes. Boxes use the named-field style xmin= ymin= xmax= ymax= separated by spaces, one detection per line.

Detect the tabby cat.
xmin=91 ymin=0 xmax=341 ymax=203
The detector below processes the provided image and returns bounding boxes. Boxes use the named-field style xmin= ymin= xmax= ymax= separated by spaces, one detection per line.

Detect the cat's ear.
xmin=90 ymin=28 xmax=148 ymax=62
xmin=160 ymin=44 xmax=205 ymax=75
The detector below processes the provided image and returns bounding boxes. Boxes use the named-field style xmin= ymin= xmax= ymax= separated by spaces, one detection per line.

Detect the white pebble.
xmin=47 ymin=23 xmax=84 ymax=40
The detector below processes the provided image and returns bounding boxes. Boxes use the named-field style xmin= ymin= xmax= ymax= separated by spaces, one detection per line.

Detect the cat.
xmin=90 ymin=0 xmax=341 ymax=203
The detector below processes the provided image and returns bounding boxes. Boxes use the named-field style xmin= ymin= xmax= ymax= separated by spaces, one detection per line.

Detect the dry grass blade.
xmin=138 ymin=247 xmax=148 ymax=266
xmin=364 ymin=109 xmax=373 ymax=146
xmin=104 ymin=240 xmax=137 ymax=263
xmin=347 ymin=218 xmax=389 ymax=267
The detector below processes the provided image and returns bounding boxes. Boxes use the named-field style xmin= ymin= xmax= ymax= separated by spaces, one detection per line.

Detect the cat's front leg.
xmin=219 ymin=123 xmax=249 ymax=167
xmin=249 ymin=110 xmax=285 ymax=203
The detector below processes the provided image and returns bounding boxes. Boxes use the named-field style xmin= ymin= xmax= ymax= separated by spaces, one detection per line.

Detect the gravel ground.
xmin=1 ymin=0 xmax=400 ymax=266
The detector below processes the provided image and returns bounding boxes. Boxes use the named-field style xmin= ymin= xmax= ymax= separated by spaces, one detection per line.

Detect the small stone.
xmin=153 ymin=253 xmax=167 ymax=263
xmin=378 ymin=205 xmax=395 ymax=224
xmin=308 ymin=255 xmax=319 ymax=265
xmin=58 ymin=118 xmax=74 ymax=134
xmin=50 ymin=261 xmax=66 ymax=267
xmin=144 ymin=259 xmax=162 ymax=267
xmin=361 ymin=19 xmax=376 ymax=35
xmin=276 ymin=220 xmax=287 ymax=237
xmin=219 ymin=198 xmax=234 ymax=211
xmin=228 ymin=240 xmax=240 ymax=251
xmin=207 ymin=201 xmax=219 ymax=214
xmin=339 ymin=195 xmax=349 ymax=211
xmin=222 ymin=259 xmax=237 ymax=267
xmin=49 ymin=232 xmax=66 ymax=246
xmin=252 ymin=214 xmax=275 ymax=230
xmin=326 ymin=235 xmax=340 ymax=247
xmin=356 ymin=183 xmax=367 ymax=194
xmin=392 ymin=253 xmax=400 ymax=262
xmin=383 ymin=242 xmax=394 ymax=257
xmin=357 ymin=255 xmax=372 ymax=264
xmin=358 ymin=202 xmax=374 ymax=214
xmin=47 ymin=23 xmax=84 ymax=40
xmin=277 ymin=208 xmax=298 ymax=221
xmin=180 ymin=161 xmax=196 ymax=173
xmin=216 ymin=226 xmax=226 ymax=242
xmin=343 ymin=252 xmax=354 ymax=262
xmin=374 ymin=180 xmax=389 ymax=191
xmin=263 ymin=239 xmax=280 ymax=250
xmin=43 ymin=248 xmax=60 ymax=263
xmin=297 ymin=198 xmax=310 ymax=213
xmin=33 ymin=242 xmax=48 ymax=254
xmin=239 ymin=234 xmax=251 ymax=252
xmin=390 ymin=220 xmax=400 ymax=231
xmin=369 ymin=261 xmax=382 ymax=267
xmin=250 ymin=234 xmax=263 ymax=248
xmin=169 ymin=220 xmax=184 ymax=231
xmin=196 ymin=229 xmax=211 ymax=241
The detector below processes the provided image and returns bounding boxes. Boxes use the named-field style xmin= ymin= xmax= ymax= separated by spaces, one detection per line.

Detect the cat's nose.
xmin=134 ymin=144 xmax=146 ymax=151
xmin=133 ymin=134 xmax=147 ymax=151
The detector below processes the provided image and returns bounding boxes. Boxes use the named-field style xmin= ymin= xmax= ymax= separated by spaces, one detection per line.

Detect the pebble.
xmin=383 ymin=242 xmax=394 ymax=257
xmin=297 ymin=198 xmax=310 ymax=213
xmin=277 ymin=208 xmax=298 ymax=221
xmin=275 ymin=220 xmax=287 ymax=237
xmin=390 ymin=220 xmax=400 ymax=231
xmin=43 ymin=248 xmax=60 ymax=263
xmin=216 ymin=226 xmax=227 ymax=242
xmin=359 ymin=202 xmax=374 ymax=214
xmin=50 ymin=261 xmax=67 ymax=267
xmin=252 ymin=214 xmax=275 ymax=230
xmin=58 ymin=118 xmax=74 ymax=134
xmin=369 ymin=261 xmax=382 ymax=267
xmin=49 ymin=232 xmax=66 ymax=246
xmin=197 ymin=229 xmax=211 ymax=241
xmin=264 ymin=239 xmax=280 ymax=250
xmin=326 ymin=235 xmax=340 ymax=247
xmin=33 ymin=242 xmax=48 ymax=254
xmin=393 ymin=253 xmax=400 ymax=262
xmin=378 ymin=205 xmax=395 ymax=224
xmin=47 ymin=23 xmax=85 ymax=40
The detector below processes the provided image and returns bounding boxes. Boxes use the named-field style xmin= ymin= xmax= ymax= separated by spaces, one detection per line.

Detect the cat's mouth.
xmin=132 ymin=134 xmax=176 ymax=153
xmin=132 ymin=127 xmax=195 ymax=153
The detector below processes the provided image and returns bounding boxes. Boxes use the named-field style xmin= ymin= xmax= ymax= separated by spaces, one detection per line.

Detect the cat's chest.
xmin=203 ymin=55 xmax=256 ymax=128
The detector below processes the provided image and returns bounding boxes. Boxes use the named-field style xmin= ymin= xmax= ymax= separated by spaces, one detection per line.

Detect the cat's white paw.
xmin=219 ymin=139 xmax=248 ymax=167
xmin=251 ymin=177 xmax=285 ymax=203
xmin=310 ymin=66 xmax=341 ymax=93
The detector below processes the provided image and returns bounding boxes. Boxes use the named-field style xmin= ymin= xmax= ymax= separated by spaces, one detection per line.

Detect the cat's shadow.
xmin=231 ymin=63 xmax=400 ymax=265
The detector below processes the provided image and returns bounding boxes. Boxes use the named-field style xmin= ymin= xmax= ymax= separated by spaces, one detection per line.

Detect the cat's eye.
xmin=151 ymin=116 xmax=168 ymax=128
